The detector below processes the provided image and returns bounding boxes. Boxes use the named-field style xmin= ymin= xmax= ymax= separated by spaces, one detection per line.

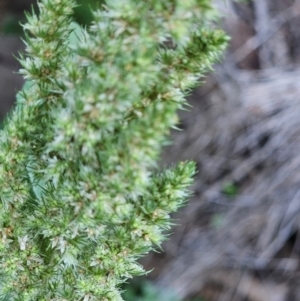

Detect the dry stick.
xmin=230 ymin=0 xmax=300 ymax=65
xmin=201 ymin=1 xmax=300 ymax=96
xmin=253 ymin=0 xmax=273 ymax=68
xmin=255 ymin=215 xmax=297 ymax=268
xmin=212 ymin=270 xmax=288 ymax=301
xmin=254 ymin=189 xmax=300 ymax=268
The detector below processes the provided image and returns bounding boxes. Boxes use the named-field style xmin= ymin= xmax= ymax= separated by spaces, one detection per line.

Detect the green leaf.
xmin=68 ymin=22 xmax=83 ymax=47
xmin=222 ymin=182 xmax=238 ymax=197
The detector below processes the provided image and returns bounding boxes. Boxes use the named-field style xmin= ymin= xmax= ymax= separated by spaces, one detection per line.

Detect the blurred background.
xmin=1 ymin=0 xmax=300 ymax=300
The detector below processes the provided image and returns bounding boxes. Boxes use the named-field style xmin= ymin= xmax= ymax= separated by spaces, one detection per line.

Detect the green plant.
xmin=0 ymin=0 xmax=227 ymax=300
xmin=222 ymin=181 xmax=239 ymax=197
xmin=123 ymin=281 xmax=180 ymax=301
xmin=122 ymin=280 xmax=206 ymax=301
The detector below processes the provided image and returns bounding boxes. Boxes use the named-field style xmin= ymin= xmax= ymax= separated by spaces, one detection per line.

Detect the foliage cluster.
xmin=0 ymin=0 xmax=227 ymax=300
